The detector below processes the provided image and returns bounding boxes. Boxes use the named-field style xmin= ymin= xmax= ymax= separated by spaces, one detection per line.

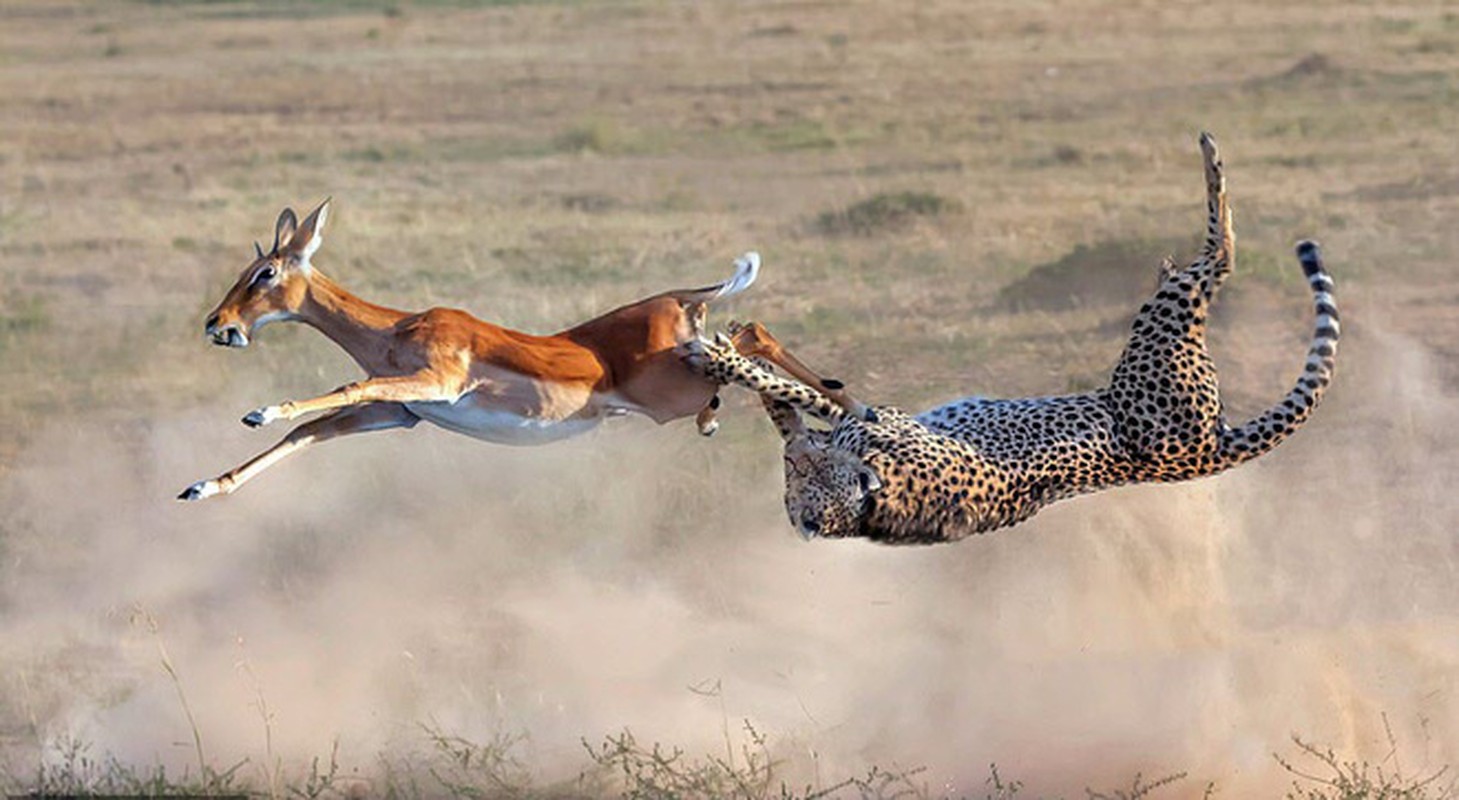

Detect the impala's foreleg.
xmin=694 ymin=394 xmax=722 ymax=436
xmin=178 ymin=403 xmax=419 ymax=501
xmin=682 ymin=334 xmax=844 ymax=425
xmin=726 ymin=320 xmax=874 ymax=421
xmin=684 ymin=300 xmax=723 ymax=437
xmin=242 ymin=372 xmax=464 ymax=428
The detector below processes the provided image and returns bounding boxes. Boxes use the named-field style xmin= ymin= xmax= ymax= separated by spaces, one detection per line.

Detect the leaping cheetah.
xmin=685 ymin=133 xmax=1339 ymax=544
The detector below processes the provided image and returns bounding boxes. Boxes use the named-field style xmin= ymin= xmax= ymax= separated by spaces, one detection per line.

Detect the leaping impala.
xmin=178 ymin=198 xmax=758 ymax=501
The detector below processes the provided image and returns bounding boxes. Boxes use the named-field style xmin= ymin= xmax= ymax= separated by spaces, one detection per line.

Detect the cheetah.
xmin=685 ymin=133 xmax=1339 ymax=544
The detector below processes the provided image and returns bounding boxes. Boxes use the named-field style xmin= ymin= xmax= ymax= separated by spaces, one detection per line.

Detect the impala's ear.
xmin=272 ymin=208 xmax=299 ymax=255
xmin=286 ymin=197 xmax=330 ymax=267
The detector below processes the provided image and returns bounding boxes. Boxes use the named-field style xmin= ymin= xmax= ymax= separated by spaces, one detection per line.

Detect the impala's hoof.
xmin=242 ymin=406 xmax=280 ymax=428
xmin=698 ymin=419 xmax=720 ymax=437
xmin=850 ymin=403 xmax=879 ymax=424
xmin=177 ymin=480 xmax=220 ymax=502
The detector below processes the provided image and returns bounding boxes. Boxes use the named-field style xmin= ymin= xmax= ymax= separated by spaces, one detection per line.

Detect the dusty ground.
xmin=2 ymin=0 xmax=1458 ymax=797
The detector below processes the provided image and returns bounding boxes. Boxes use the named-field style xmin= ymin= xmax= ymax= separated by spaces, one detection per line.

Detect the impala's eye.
xmin=857 ymin=471 xmax=874 ymax=492
xmin=251 ymin=266 xmax=276 ymax=288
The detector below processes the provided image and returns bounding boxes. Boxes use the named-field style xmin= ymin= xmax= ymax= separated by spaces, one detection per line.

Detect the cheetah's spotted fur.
xmin=689 ymin=134 xmax=1340 ymax=544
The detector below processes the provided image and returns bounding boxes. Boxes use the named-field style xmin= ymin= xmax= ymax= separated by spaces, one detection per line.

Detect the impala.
xmin=178 ymin=199 xmax=758 ymax=501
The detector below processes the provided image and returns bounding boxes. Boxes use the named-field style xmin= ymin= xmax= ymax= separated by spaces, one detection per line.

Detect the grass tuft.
xmin=1284 ymin=53 xmax=1340 ymax=79
xmin=1086 ymin=771 xmax=1205 ymax=800
xmin=1277 ymin=718 xmax=1457 ymax=800
xmin=555 ymin=118 xmax=639 ymax=155
xmin=420 ymin=722 xmax=531 ymax=797
xmin=817 ymin=191 xmax=961 ymax=236
xmin=25 ymin=735 xmax=248 ymax=798
xmin=582 ymin=721 xmax=932 ymax=799
xmin=0 ymin=295 xmax=49 ymax=337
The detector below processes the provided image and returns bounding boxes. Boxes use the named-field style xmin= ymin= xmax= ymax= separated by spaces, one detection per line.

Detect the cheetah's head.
xmin=781 ymin=434 xmax=882 ymax=540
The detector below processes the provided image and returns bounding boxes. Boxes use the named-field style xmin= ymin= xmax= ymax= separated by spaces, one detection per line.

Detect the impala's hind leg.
xmin=178 ymin=403 xmax=418 ymax=501
xmin=726 ymin=320 xmax=875 ymax=421
xmin=1106 ymin=133 xmax=1232 ymax=476
xmin=681 ymin=300 xmax=723 ymax=436
xmin=681 ymin=334 xmax=844 ymax=425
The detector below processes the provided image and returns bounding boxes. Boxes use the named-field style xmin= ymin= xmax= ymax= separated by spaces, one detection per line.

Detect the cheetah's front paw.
xmin=679 ymin=334 xmax=734 ymax=373
xmin=678 ymin=337 xmax=711 ymax=371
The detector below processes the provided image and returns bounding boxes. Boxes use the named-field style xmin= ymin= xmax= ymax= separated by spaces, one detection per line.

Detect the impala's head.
xmin=782 ymin=433 xmax=881 ymax=540
xmin=204 ymin=198 xmax=330 ymax=348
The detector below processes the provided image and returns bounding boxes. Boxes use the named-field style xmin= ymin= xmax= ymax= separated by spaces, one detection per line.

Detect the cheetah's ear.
xmin=785 ymin=434 xmax=814 ymax=456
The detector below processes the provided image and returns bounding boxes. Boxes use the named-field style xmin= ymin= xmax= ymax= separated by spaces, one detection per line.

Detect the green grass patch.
xmin=555 ymin=118 xmax=619 ymax=154
xmin=337 ymin=136 xmax=558 ymax=167
xmin=750 ymin=118 xmax=839 ymax=151
xmin=816 ymin=191 xmax=961 ymax=236
xmin=735 ymin=118 xmax=878 ymax=153
xmin=552 ymin=117 xmax=660 ymax=156
xmin=0 ymin=293 xmax=50 ymax=352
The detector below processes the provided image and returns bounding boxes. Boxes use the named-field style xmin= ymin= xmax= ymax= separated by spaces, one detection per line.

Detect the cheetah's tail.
xmin=1213 ymin=241 xmax=1338 ymax=468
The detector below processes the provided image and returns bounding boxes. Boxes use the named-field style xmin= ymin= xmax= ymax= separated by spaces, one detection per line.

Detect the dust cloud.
xmin=2 ymin=326 xmax=1457 ymax=796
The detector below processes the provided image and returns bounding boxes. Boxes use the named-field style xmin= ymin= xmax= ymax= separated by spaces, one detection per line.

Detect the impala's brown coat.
xmin=179 ymin=199 xmax=756 ymax=500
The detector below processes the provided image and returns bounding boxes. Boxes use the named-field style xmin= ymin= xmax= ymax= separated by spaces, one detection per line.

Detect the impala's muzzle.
xmin=205 ymin=315 xmax=249 ymax=348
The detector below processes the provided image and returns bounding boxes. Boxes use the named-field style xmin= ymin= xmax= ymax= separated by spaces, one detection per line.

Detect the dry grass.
xmin=3 ymin=0 xmax=1458 ymax=448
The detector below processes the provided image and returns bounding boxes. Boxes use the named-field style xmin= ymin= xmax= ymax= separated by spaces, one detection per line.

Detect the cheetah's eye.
xmin=857 ymin=471 xmax=873 ymax=492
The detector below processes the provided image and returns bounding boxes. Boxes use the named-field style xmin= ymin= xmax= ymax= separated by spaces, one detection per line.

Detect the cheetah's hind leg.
xmin=1110 ymin=132 xmax=1232 ymax=389
xmin=1165 ymin=131 xmax=1234 ymax=305
xmin=1104 ymin=133 xmax=1237 ymax=469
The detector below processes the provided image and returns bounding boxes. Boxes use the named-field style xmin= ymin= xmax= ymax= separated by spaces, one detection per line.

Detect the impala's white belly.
xmin=406 ymin=398 xmax=603 ymax=446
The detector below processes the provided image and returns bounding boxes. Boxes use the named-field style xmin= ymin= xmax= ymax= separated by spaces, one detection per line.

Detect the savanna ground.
xmin=2 ymin=0 xmax=1459 ymax=797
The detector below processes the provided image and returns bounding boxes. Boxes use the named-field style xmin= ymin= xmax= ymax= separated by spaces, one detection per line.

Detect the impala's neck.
xmin=297 ymin=271 xmax=409 ymax=371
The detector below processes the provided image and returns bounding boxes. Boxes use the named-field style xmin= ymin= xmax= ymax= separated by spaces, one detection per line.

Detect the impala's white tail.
xmin=673 ymin=251 xmax=760 ymax=305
